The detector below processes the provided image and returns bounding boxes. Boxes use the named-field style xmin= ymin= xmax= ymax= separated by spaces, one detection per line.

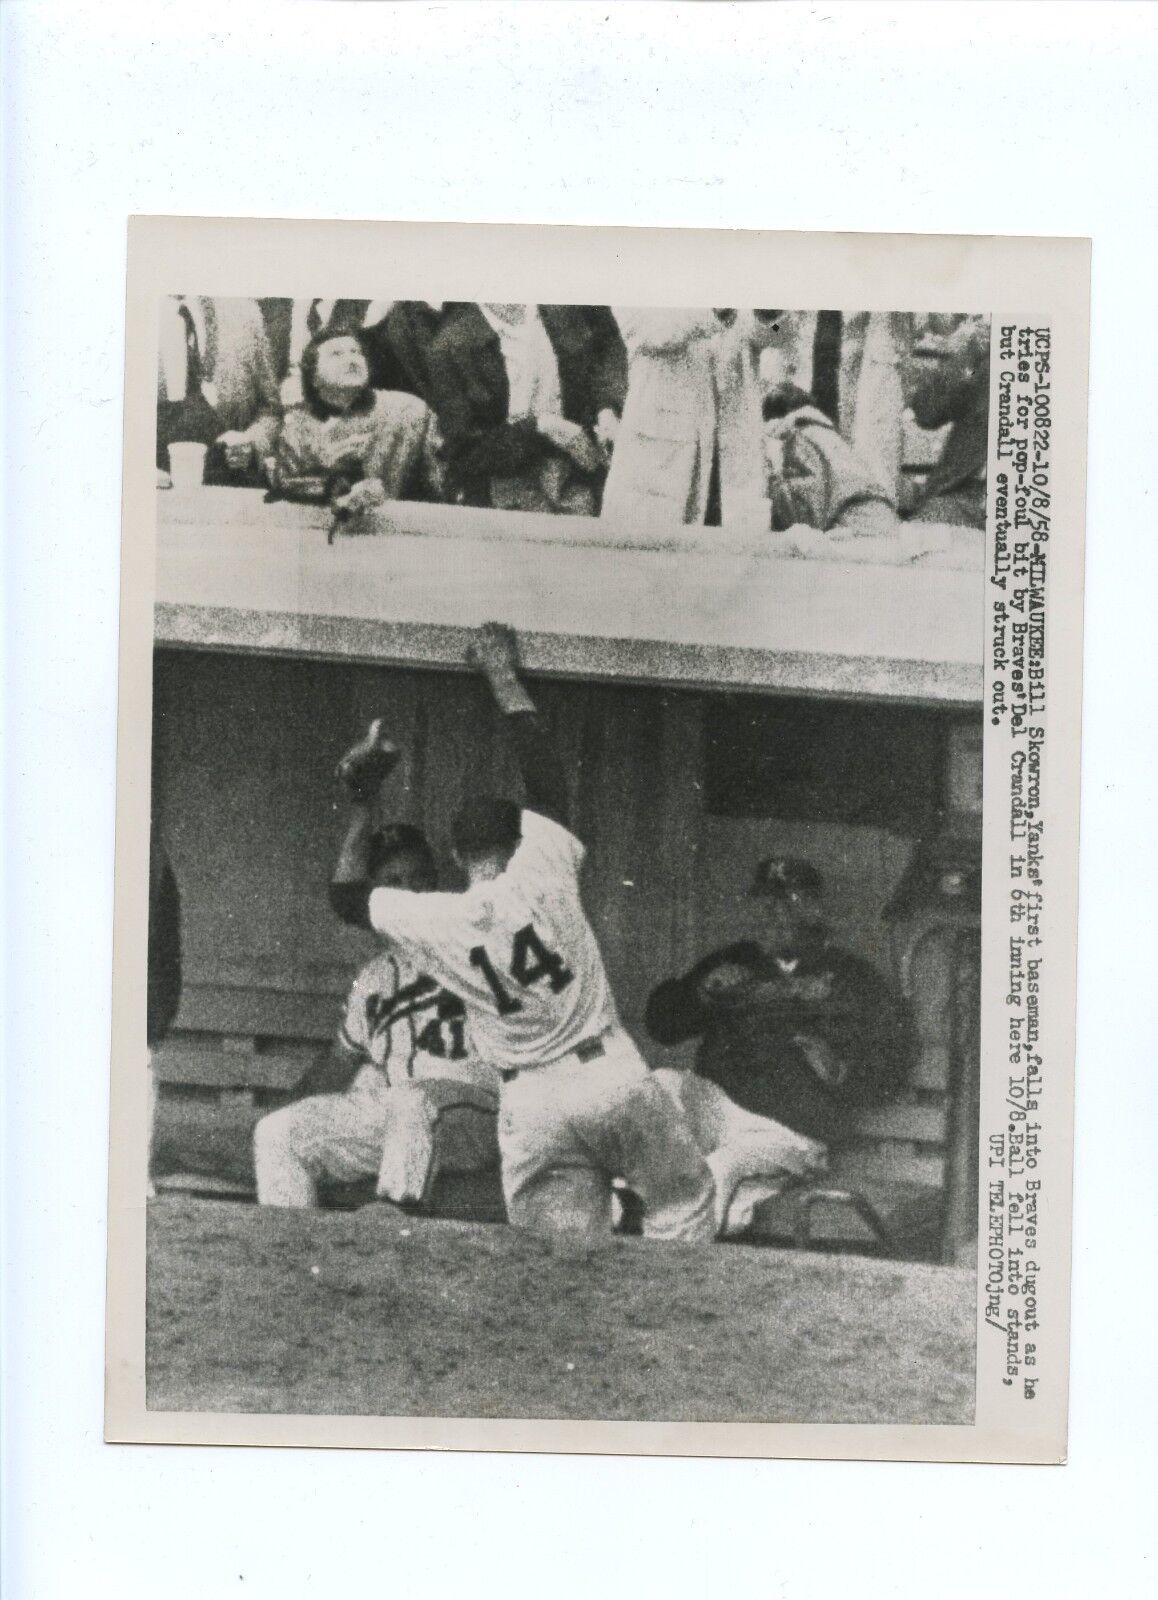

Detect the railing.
xmin=154 ymin=488 xmax=985 ymax=704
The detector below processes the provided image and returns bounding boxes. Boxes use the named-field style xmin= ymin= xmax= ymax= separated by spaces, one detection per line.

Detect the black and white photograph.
xmin=9 ymin=3 xmax=1150 ymax=1594
xmin=138 ymin=266 xmax=994 ymax=1431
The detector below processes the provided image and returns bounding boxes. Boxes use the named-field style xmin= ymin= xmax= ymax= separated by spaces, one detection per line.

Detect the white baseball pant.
xmin=652 ymin=1068 xmax=828 ymax=1235
xmin=497 ymin=1030 xmax=716 ymax=1242
xmin=254 ymin=1067 xmax=498 ymax=1208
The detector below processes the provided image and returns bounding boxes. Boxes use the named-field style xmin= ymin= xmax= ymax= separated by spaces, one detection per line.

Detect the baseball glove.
xmin=335 ymin=719 xmax=400 ymax=802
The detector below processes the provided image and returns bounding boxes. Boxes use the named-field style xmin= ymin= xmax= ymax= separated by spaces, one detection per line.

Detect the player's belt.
xmin=499 ymin=1034 xmax=606 ymax=1084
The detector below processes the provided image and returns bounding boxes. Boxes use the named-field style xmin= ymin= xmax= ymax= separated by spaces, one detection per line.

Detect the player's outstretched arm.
xmin=328 ymin=720 xmax=401 ymax=929
xmin=468 ymin=623 xmax=570 ymax=825
xmin=467 ymin=622 xmax=534 ymax=715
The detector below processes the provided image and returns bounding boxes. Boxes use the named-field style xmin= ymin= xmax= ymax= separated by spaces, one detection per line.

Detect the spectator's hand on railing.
xmin=333 ymin=477 xmax=387 ymax=516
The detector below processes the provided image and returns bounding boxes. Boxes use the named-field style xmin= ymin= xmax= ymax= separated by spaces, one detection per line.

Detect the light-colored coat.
xmin=603 ymin=310 xmax=771 ymax=530
xmin=157 ymin=296 xmax=281 ymax=454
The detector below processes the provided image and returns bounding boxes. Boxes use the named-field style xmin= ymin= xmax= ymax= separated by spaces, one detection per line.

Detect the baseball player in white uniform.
xmin=329 ymin=626 xmax=716 ymax=1242
xmin=254 ymin=822 xmax=500 ymax=1208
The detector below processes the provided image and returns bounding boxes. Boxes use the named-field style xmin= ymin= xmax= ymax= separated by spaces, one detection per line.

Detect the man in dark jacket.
xmin=425 ymin=303 xmax=625 ymax=512
xmin=645 ymin=857 xmax=913 ymax=1147
xmin=900 ymin=314 xmax=990 ymax=529
xmin=358 ymin=300 xmax=449 ymax=405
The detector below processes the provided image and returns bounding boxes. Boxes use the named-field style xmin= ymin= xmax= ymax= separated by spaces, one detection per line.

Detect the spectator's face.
xmin=902 ymin=315 xmax=984 ymax=429
xmin=315 ymin=336 xmax=369 ymax=394
xmin=748 ymin=308 xmax=786 ymax=353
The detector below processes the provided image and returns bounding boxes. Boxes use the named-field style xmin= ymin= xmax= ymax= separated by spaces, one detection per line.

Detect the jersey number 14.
xmin=469 ymin=923 xmax=574 ymax=1015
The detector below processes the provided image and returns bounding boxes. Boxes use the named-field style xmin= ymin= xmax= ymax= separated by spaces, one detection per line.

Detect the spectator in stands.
xmin=274 ymin=328 xmax=447 ymax=507
xmin=900 ymin=314 xmax=990 ymax=529
xmin=260 ymin=299 xmax=450 ymax=409
xmin=425 ymin=303 xmax=623 ymax=513
xmin=253 ymin=824 xmax=500 ymax=1209
xmin=157 ymin=295 xmax=282 ymax=487
xmin=762 ymin=383 xmax=898 ymax=535
xmin=603 ymin=308 xmax=777 ymax=529
xmin=260 ymin=299 xmax=371 ymax=406
xmin=645 ymin=857 xmax=914 ymax=1149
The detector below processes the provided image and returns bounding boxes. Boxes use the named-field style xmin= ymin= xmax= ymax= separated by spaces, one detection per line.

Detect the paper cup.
xmin=167 ymin=441 xmax=208 ymax=490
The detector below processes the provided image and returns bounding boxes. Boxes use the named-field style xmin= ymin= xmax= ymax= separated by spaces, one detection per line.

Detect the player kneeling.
xmin=254 ymin=822 xmax=500 ymax=1209
xmin=328 ymin=625 xmax=716 ymax=1244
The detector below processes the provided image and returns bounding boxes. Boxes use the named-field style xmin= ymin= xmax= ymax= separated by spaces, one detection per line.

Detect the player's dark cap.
xmin=451 ymin=796 xmax=523 ymax=858
xmin=367 ymin=823 xmax=437 ymax=886
xmin=750 ymin=856 xmax=824 ymax=901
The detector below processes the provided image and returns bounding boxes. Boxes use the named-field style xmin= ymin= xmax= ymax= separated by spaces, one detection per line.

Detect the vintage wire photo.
xmin=107 ymin=219 xmax=1089 ymax=1462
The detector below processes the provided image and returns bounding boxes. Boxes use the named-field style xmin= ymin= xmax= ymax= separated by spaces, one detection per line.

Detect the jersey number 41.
xmin=469 ymin=923 xmax=574 ymax=1015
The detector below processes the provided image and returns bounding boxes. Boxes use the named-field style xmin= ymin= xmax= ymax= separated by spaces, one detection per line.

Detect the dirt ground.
xmin=146 ymin=1198 xmax=975 ymax=1423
